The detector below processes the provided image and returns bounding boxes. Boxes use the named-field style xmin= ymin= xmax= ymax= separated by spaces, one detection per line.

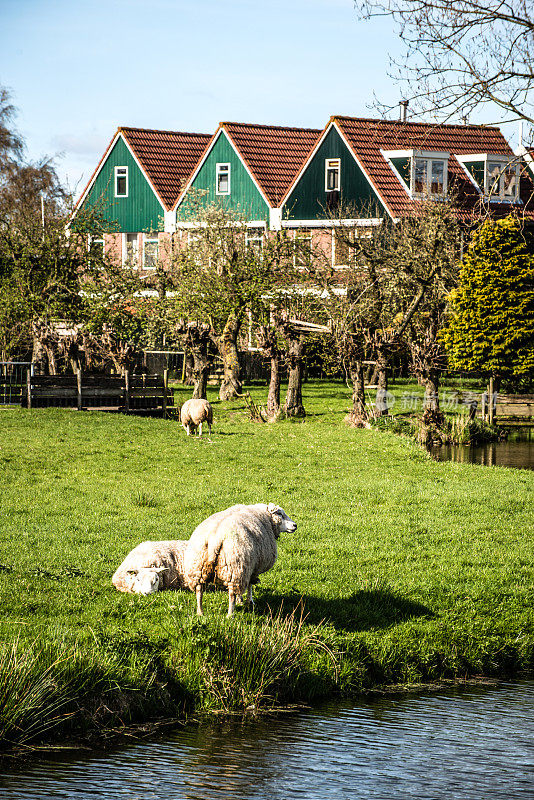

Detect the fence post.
xmin=124 ymin=369 xmax=130 ymax=413
xmin=26 ymin=369 xmax=32 ymax=410
xmin=162 ymin=368 xmax=168 ymax=418
xmin=489 ymin=376 xmax=494 ymax=425
xmin=77 ymin=368 xmax=83 ymax=411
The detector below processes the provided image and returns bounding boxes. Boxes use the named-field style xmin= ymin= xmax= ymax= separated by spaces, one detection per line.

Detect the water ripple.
xmin=1 ymin=682 xmax=533 ymax=799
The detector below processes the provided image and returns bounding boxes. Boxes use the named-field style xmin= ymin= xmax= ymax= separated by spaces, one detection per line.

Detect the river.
xmin=430 ymin=428 xmax=534 ymax=470
xmin=1 ymin=680 xmax=533 ymax=799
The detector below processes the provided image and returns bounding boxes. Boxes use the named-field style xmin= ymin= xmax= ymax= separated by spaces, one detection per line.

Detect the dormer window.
xmin=216 ymin=163 xmax=230 ymax=195
xmin=457 ymin=154 xmax=520 ymax=201
xmin=383 ymin=149 xmax=449 ymax=198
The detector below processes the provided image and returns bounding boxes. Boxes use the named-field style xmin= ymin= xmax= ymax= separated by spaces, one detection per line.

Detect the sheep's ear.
xmin=267 ymin=503 xmax=278 ymax=514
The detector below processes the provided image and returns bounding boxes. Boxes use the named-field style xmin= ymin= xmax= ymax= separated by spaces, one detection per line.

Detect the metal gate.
xmin=0 ymin=362 xmax=32 ymax=405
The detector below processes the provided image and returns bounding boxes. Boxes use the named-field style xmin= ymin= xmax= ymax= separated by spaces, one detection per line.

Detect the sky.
xmin=0 ymin=0 xmax=521 ymax=200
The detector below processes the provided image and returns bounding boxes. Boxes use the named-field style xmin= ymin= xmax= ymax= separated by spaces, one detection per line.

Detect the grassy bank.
xmin=0 ymin=380 xmax=532 ymax=752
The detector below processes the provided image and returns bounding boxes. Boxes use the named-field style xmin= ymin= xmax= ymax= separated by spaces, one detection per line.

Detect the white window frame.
xmin=216 ymin=163 xmax=231 ymax=195
xmin=122 ymin=233 xmax=139 ymax=266
xmin=114 ymin=166 xmax=128 ymax=198
xmin=325 ymin=158 xmax=341 ymax=192
xmin=143 ymin=233 xmax=159 ymax=270
xmin=457 ymin=154 xmax=520 ymax=201
xmin=383 ymin=149 xmax=449 ymax=198
xmin=245 ymin=224 xmax=265 ymax=256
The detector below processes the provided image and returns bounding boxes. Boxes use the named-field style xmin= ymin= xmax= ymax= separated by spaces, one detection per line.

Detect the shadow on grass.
xmin=255 ymin=589 xmax=433 ymax=632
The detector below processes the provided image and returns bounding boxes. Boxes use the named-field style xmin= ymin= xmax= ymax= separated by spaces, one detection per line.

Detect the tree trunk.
xmin=374 ymin=345 xmax=389 ymax=416
xmin=284 ymin=336 xmax=306 ymax=417
xmin=192 ymin=354 xmax=210 ymax=400
xmin=218 ymin=314 xmax=242 ymax=401
xmin=32 ymin=332 xmax=48 ymax=376
xmin=257 ymin=324 xmax=281 ymax=419
xmin=420 ymin=367 xmax=445 ymax=427
xmin=347 ymin=358 xmax=369 ymax=427
xmin=183 ymin=351 xmax=194 ymax=385
xmin=267 ymin=356 xmax=281 ymax=418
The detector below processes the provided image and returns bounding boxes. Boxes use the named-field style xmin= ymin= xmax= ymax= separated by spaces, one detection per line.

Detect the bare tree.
xmin=356 ymin=0 xmax=534 ymax=128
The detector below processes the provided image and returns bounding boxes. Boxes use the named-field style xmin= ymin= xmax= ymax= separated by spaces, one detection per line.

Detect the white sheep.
xmin=180 ymin=398 xmax=213 ymax=437
xmin=112 ymin=540 xmax=188 ymax=594
xmin=183 ymin=503 xmax=297 ymax=617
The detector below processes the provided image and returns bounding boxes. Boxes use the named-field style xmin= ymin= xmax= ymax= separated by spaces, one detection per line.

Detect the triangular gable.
xmin=174 ymin=122 xmax=321 ymax=212
xmin=73 ymin=127 xmax=212 ymax=217
xmin=281 ymin=118 xmax=389 ymax=220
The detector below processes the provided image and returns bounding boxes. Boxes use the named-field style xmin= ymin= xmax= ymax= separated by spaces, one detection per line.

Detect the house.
xmin=278 ymin=115 xmax=534 ymax=265
xmin=173 ymin=121 xmax=322 ymax=234
xmin=72 ymin=126 xmax=211 ymax=271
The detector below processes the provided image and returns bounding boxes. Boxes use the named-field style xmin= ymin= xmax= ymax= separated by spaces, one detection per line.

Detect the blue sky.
xmin=1 ymin=0 xmax=519 ymax=198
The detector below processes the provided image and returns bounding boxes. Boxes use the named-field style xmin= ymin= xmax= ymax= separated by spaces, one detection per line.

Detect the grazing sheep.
xmin=180 ymin=398 xmax=213 ymax=437
xmin=183 ymin=503 xmax=297 ymax=617
xmin=112 ymin=540 xmax=188 ymax=594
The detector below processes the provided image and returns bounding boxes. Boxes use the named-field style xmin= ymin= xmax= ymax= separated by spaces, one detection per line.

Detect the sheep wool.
xmin=180 ymin=398 xmax=213 ymax=437
xmin=183 ymin=503 xmax=297 ymax=616
xmin=112 ymin=540 xmax=188 ymax=594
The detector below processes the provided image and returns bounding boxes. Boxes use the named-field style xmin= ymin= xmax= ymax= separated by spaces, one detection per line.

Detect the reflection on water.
xmin=1 ymin=681 xmax=533 ymax=799
xmin=430 ymin=430 xmax=534 ymax=470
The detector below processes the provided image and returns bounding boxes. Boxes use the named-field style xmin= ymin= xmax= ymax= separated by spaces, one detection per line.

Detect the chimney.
xmin=400 ymin=100 xmax=409 ymax=122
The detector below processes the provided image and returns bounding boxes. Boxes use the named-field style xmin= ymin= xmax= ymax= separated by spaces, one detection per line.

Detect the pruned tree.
xmin=326 ymin=197 xmax=462 ymax=423
xmin=171 ymin=196 xmax=306 ymax=403
xmin=356 ymin=0 xmax=534 ymax=129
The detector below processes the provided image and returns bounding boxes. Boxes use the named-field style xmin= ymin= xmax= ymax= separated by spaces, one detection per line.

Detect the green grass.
xmin=0 ymin=379 xmax=533 ymax=750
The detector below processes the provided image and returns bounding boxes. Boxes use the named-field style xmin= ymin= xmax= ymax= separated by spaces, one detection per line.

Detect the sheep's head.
xmin=267 ymin=503 xmax=297 ymax=535
xmin=130 ymin=567 xmax=167 ymax=595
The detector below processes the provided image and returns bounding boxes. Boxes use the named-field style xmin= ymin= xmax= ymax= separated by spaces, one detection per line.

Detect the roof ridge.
xmin=221 ymin=121 xmax=322 ymax=133
xmin=331 ymin=115 xmax=502 ymax=132
xmin=119 ymin=125 xmax=211 ymax=138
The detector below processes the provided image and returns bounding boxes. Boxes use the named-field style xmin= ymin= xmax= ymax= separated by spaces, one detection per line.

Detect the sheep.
xmin=183 ymin=503 xmax=297 ymax=617
xmin=180 ymin=398 xmax=213 ymax=437
xmin=112 ymin=540 xmax=188 ymax=594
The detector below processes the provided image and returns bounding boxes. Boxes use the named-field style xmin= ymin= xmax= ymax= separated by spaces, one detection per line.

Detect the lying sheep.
xmin=112 ymin=540 xmax=188 ymax=595
xmin=180 ymin=398 xmax=213 ymax=437
xmin=183 ymin=503 xmax=297 ymax=617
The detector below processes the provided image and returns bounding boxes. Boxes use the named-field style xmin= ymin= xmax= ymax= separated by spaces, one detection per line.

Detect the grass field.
xmin=0 ymin=379 xmax=532 ymax=750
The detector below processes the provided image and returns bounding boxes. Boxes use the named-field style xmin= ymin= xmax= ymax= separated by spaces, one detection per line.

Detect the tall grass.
xmin=175 ymin=607 xmax=339 ymax=712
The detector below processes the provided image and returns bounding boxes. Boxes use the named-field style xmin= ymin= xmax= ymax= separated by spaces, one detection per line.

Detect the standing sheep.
xmin=183 ymin=503 xmax=297 ymax=617
xmin=112 ymin=540 xmax=188 ymax=594
xmin=180 ymin=398 xmax=213 ymax=437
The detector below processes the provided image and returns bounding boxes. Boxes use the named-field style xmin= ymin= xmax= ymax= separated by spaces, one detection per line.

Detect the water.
xmin=1 ymin=681 xmax=533 ymax=799
xmin=430 ymin=429 xmax=534 ymax=470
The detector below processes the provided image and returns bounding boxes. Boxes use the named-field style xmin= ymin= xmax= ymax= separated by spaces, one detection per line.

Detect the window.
xmin=216 ymin=163 xmax=230 ymax=195
xmin=124 ymin=233 xmax=139 ymax=265
xmin=115 ymin=166 xmax=128 ymax=197
xmin=413 ymin=157 xmax=446 ymax=196
xmin=457 ymin=154 xmax=520 ymax=201
xmin=143 ymin=233 xmax=159 ymax=269
xmin=294 ymin=229 xmax=312 ymax=268
xmin=384 ymin=149 xmax=448 ymax=198
xmin=88 ymin=235 xmax=104 ymax=268
xmin=325 ymin=159 xmax=340 ymax=192
xmin=245 ymin=227 xmax=264 ymax=256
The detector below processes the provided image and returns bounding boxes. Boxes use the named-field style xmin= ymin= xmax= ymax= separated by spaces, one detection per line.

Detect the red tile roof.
xmin=297 ymin=116 xmax=534 ymax=220
xmin=222 ymin=122 xmax=321 ymax=207
xmin=74 ymin=126 xmax=212 ymax=214
xmin=121 ymin=127 xmax=212 ymax=210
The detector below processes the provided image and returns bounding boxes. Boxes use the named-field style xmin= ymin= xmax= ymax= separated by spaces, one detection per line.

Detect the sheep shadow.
xmin=254 ymin=589 xmax=433 ymax=632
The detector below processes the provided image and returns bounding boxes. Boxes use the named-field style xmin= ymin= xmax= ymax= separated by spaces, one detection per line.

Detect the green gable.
xmin=177 ymin=131 xmax=270 ymax=223
xmin=283 ymin=125 xmax=385 ymax=220
xmin=390 ymin=156 xmax=411 ymax=188
xmin=464 ymin=160 xmax=485 ymax=192
xmin=79 ymin=136 xmax=164 ymax=232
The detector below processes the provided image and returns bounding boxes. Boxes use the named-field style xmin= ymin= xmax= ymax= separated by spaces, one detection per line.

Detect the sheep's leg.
xmin=195 ymin=584 xmax=204 ymax=616
xmin=247 ymin=585 xmax=254 ymax=609
xmin=185 ymin=424 xmax=191 ymax=436
xmin=227 ymin=588 xmax=237 ymax=617
xmin=198 ymin=422 xmax=203 ymax=437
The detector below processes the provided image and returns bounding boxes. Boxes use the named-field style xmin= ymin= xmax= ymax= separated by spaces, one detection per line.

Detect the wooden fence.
xmin=22 ymin=370 xmax=173 ymax=414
